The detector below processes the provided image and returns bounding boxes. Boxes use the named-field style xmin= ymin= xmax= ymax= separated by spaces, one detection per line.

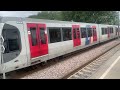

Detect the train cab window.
xmin=81 ymin=28 xmax=87 ymax=38
xmin=87 ymin=28 xmax=92 ymax=37
xmin=62 ymin=28 xmax=72 ymax=41
xmin=3 ymin=29 xmax=20 ymax=52
xmin=49 ymin=28 xmax=61 ymax=43
xmin=40 ymin=28 xmax=46 ymax=44
xmin=2 ymin=24 xmax=21 ymax=63
xmin=30 ymin=27 xmax=37 ymax=46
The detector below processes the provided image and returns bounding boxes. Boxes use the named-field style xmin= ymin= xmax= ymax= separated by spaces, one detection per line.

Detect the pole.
xmin=118 ymin=11 xmax=120 ymax=39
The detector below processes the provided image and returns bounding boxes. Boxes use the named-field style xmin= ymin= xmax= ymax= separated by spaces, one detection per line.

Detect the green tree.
xmin=61 ymin=11 xmax=118 ymax=25
xmin=29 ymin=11 xmax=62 ymax=20
xmin=28 ymin=11 xmax=119 ymax=25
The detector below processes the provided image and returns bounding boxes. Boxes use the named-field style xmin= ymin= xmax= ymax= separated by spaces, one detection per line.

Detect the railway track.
xmin=65 ymin=40 xmax=120 ymax=79
xmin=0 ymin=39 xmax=119 ymax=79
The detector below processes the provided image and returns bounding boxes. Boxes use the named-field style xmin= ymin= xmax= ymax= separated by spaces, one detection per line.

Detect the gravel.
xmin=19 ymin=39 xmax=120 ymax=79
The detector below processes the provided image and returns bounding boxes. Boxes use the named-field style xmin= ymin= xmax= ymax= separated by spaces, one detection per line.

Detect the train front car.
xmin=0 ymin=17 xmax=28 ymax=74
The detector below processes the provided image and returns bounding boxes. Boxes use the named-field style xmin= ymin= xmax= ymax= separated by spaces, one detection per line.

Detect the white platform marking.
xmin=99 ymin=56 xmax=120 ymax=79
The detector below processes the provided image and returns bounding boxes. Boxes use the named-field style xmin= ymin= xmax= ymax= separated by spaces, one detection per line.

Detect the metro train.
xmin=0 ymin=17 xmax=119 ymax=74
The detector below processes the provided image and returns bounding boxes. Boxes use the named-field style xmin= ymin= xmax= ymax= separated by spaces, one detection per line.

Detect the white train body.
xmin=0 ymin=17 xmax=119 ymax=73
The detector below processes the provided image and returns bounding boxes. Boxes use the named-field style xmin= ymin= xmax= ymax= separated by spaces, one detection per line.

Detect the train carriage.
xmin=99 ymin=24 xmax=117 ymax=42
xmin=0 ymin=17 xmax=118 ymax=74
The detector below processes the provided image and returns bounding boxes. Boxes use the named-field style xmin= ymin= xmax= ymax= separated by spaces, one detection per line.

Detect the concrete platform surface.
xmin=89 ymin=47 xmax=120 ymax=79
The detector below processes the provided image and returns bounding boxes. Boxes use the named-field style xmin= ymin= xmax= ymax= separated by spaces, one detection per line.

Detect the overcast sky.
xmin=0 ymin=11 xmax=41 ymax=17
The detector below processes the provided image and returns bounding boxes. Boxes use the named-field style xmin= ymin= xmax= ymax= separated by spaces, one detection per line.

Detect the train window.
xmin=81 ymin=28 xmax=87 ymax=38
xmin=62 ymin=28 xmax=72 ymax=41
xmin=102 ymin=28 xmax=104 ymax=35
xmin=2 ymin=24 xmax=21 ymax=63
xmin=73 ymin=29 xmax=77 ymax=39
xmin=111 ymin=28 xmax=113 ymax=33
xmin=93 ymin=28 xmax=97 ymax=36
xmin=87 ymin=28 xmax=92 ymax=37
xmin=40 ymin=28 xmax=46 ymax=44
xmin=105 ymin=28 xmax=108 ymax=34
xmin=109 ymin=28 xmax=112 ymax=33
xmin=109 ymin=28 xmax=111 ymax=33
xmin=110 ymin=28 xmax=112 ymax=33
xmin=77 ymin=28 xmax=80 ymax=38
xmin=30 ymin=27 xmax=37 ymax=46
xmin=116 ymin=28 xmax=118 ymax=35
xmin=49 ymin=28 xmax=61 ymax=43
xmin=108 ymin=28 xmax=111 ymax=33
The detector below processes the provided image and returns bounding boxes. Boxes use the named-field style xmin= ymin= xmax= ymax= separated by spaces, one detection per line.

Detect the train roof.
xmin=0 ymin=17 xmax=85 ymax=24
xmin=0 ymin=17 xmax=118 ymax=26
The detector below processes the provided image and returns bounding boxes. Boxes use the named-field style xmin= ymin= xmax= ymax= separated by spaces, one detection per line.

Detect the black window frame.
xmin=105 ymin=28 xmax=108 ymax=34
xmin=111 ymin=27 xmax=113 ymax=33
xmin=116 ymin=27 xmax=118 ymax=35
xmin=30 ymin=27 xmax=38 ymax=46
xmin=101 ymin=28 xmax=105 ymax=35
xmin=62 ymin=27 xmax=72 ymax=41
xmin=77 ymin=28 xmax=80 ymax=38
xmin=73 ymin=28 xmax=77 ymax=39
xmin=87 ymin=28 xmax=92 ymax=37
xmin=81 ymin=27 xmax=87 ymax=38
xmin=48 ymin=27 xmax=62 ymax=43
xmin=39 ymin=27 xmax=47 ymax=44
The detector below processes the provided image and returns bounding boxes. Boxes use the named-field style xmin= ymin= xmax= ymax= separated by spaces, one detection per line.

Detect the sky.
xmin=0 ymin=11 xmax=41 ymax=17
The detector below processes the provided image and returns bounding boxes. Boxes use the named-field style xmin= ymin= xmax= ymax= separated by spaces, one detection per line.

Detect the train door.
xmin=37 ymin=24 xmax=48 ymax=56
xmin=27 ymin=23 xmax=40 ymax=58
xmin=92 ymin=26 xmax=97 ymax=42
xmin=72 ymin=25 xmax=81 ymax=47
xmin=27 ymin=23 xmax=48 ymax=58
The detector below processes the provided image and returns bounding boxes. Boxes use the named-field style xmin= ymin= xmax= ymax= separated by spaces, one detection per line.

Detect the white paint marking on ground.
xmin=99 ymin=56 xmax=120 ymax=79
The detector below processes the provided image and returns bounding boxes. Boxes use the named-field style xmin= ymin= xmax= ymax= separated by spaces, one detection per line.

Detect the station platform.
xmin=89 ymin=47 xmax=120 ymax=79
